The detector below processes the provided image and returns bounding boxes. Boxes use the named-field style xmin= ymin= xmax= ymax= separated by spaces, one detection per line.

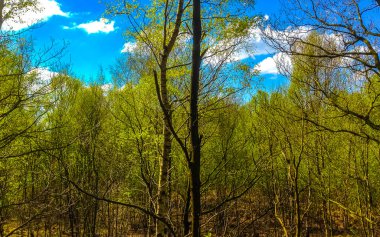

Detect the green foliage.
xmin=1 ymin=0 xmax=380 ymax=236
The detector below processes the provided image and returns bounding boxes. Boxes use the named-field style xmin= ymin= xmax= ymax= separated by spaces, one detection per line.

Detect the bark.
xmin=183 ymin=181 xmax=191 ymax=236
xmin=155 ymin=1 xmax=185 ymax=236
xmin=156 ymin=69 xmax=172 ymax=236
xmin=190 ymin=0 xmax=202 ymax=236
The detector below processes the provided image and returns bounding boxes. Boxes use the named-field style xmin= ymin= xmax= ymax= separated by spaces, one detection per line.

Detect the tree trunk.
xmin=156 ymin=136 xmax=171 ymax=237
xmin=155 ymin=1 xmax=185 ymax=235
xmin=156 ymin=51 xmax=173 ymax=237
xmin=190 ymin=0 xmax=202 ymax=236
xmin=183 ymin=182 xmax=191 ymax=236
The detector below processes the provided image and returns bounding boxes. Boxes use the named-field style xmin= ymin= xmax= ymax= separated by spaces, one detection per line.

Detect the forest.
xmin=0 ymin=0 xmax=380 ymax=236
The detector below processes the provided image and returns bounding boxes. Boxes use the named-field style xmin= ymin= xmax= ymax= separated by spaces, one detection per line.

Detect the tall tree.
xmin=189 ymin=0 xmax=201 ymax=235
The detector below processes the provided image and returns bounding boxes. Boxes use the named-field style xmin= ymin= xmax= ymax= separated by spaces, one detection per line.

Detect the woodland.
xmin=1 ymin=0 xmax=380 ymax=236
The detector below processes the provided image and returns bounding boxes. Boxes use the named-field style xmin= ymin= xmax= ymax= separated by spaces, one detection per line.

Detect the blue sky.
xmin=8 ymin=0 xmax=287 ymax=90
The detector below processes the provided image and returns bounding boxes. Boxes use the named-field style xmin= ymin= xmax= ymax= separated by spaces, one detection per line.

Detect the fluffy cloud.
xmin=254 ymin=52 xmax=291 ymax=75
xmin=254 ymin=56 xmax=278 ymax=74
xmin=251 ymin=24 xmax=316 ymax=75
xmin=121 ymin=42 xmax=137 ymax=53
xmin=64 ymin=18 xmax=116 ymax=34
xmin=33 ymin=67 xmax=58 ymax=81
xmin=254 ymin=26 xmax=373 ymax=76
xmin=203 ymin=16 xmax=277 ymax=66
xmin=2 ymin=0 xmax=69 ymax=31
xmin=28 ymin=68 xmax=58 ymax=93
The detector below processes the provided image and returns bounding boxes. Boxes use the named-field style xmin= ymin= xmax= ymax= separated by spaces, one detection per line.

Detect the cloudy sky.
xmin=6 ymin=0 xmax=287 ymax=89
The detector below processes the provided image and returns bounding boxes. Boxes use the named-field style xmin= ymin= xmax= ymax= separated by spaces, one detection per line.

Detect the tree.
xmin=107 ymin=1 xmax=188 ymax=234
xmin=0 ymin=2 xmax=68 ymax=235
xmin=261 ymin=2 xmax=380 ymax=234
xmin=262 ymin=0 xmax=380 ymax=143
xmin=0 ymin=47 xmax=65 ymax=237
xmin=106 ymin=1 xmax=257 ymax=236
xmin=189 ymin=0 xmax=201 ymax=235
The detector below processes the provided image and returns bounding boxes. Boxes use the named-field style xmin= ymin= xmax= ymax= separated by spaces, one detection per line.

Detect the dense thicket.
xmin=1 ymin=0 xmax=380 ymax=236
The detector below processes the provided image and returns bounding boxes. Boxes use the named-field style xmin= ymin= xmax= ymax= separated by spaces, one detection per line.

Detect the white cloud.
xmin=101 ymin=83 xmax=113 ymax=91
xmin=223 ymin=15 xmax=275 ymax=60
xmin=255 ymin=56 xmax=278 ymax=74
xmin=248 ymin=25 xmax=276 ymax=56
xmin=28 ymin=68 xmax=58 ymax=93
xmin=251 ymin=25 xmax=316 ymax=75
xmin=254 ymin=52 xmax=291 ymax=75
xmin=33 ymin=67 xmax=58 ymax=81
xmin=2 ymin=0 xmax=69 ymax=31
xmin=121 ymin=42 xmax=137 ymax=53
xmin=64 ymin=18 xmax=116 ymax=34
xmin=204 ymin=38 xmax=255 ymax=66
xmin=203 ymin=18 xmax=278 ymax=66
